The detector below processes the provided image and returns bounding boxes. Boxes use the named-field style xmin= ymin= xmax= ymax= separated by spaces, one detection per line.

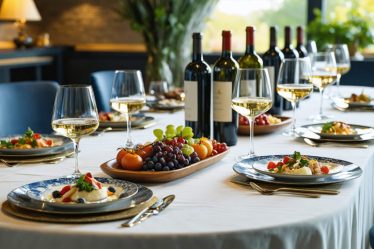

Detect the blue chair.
xmin=90 ymin=71 xmax=115 ymax=112
xmin=0 ymin=81 xmax=59 ymax=137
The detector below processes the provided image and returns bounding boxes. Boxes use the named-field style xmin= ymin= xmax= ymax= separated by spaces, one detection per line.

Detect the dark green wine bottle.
xmin=213 ymin=30 xmax=239 ymax=146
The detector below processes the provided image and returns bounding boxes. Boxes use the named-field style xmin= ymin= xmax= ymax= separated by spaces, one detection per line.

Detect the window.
xmin=203 ymin=0 xmax=307 ymax=53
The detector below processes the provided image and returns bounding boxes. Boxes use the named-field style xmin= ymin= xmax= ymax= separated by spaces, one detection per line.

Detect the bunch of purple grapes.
xmin=142 ymin=141 xmax=200 ymax=171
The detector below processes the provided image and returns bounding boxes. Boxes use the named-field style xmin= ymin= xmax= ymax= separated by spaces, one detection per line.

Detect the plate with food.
xmin=99 ymin=112 xmax=147 ymax=128
xmin=251 ymin=151 xmax=345 ymax=181
xmin=233 ymin=155 xmax=362 ymax=186
xmin=101 ymin=125 xmax=229 ymax=183
xmin=344 ymin=91 xmax=373 ymax=107
xmin=0 ymin=128 xmax=73 ymax=157
xmin=303 ymin=121 xmax=374 ymax=140
xmin=146 ymin=89 xmax=185 ymax=110
xmin=238 ymin=114 xmax=292 ymax=135
xmin=7 ymin=173 xmax=147 ymax=214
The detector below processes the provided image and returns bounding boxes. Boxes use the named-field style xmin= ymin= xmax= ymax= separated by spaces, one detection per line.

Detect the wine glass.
xmin=277 ymin=58 xmax=313 ymax=136
xmin=110 ymin=70 xmax=146 ymax=148
xmin=149 ymin=80 xmax=169 ymax=97
xmin=232 ymin=68 xmax=272 ymax=160
xmin=52 ymin=85 xmax=99 ymax=176
xmin=326 ymin=44 xmax=350 ymax=97
xmin=309 ymin=52 xmax=337 ymax=121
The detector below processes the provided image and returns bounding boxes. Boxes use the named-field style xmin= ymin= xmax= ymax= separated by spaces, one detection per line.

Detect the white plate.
xmin=252 ymin=157 xmax=343 ymax=181
xmin=303 ymin=123 xmax=374 ymax=140
xmin=0 ymin=135 xmax=73 ymax=157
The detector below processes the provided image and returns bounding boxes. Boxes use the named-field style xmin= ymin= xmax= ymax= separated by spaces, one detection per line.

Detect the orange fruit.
xmin=200 ymin=138 xmax=213 ymax=156
xmin=191 ymin=143 xmax=208 ymax=160
xmin=121 ymin=153 xmax=143 ymax=171
xmin=116 ymin=149 xmax=128 ymax=164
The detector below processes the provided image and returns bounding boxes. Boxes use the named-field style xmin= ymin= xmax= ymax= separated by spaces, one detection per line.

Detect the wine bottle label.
xmin=265 ymin=66 xmax=275 ymax=102
xmin=240 ymin=80 xmax=257 ymax=97
xmin=213 ymin=81 xmax=232 ymax=122
xmin=184 ymin=80 xmax=198 ymax=121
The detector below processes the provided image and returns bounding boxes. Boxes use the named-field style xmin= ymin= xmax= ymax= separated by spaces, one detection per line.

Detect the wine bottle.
xmin=295 ymin=26 xmax=308 ymax=58
xmin=184 ymin=33 xmax=212 ymax=138
xmin=282 ymin=26 xmax=299 ymax=110
xmin=238 ymin=26 xmax=263 ymax=69
xmin=213 ymin=30 xmax=238 ymax=146
xmin=262 ymin=26 xmax=284 ymax=115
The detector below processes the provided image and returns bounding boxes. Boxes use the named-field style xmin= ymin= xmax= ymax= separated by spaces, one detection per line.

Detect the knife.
xmin=122 ymin=195 xmax=175 ymax=227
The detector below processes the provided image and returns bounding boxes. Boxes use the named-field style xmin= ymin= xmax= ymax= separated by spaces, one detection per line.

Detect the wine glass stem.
xmin=319 ymin=89 xmax=325 ymax=116
xmin=291 ymin=102 xmax=297 ymax=133
xmin=248 ymin=118 xmax=255 ymax=157
xmin=125 ymin=112 xmax=133 ymax=148
xmin=73 ymin=139 xmax=80 ymax=176
xmin=336 ymin=74 xmax=341 ymax=95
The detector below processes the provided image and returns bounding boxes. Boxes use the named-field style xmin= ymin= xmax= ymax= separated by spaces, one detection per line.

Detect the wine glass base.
xmin=235 ymin=153 xmax=256 ymax=162
xmin=308 ymin=114 xmax=333 ymax=122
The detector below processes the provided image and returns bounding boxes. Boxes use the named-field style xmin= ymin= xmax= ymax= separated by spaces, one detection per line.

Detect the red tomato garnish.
xmin=10 ymin=139 xmax=19 ymax=145
xmin=60 ymin=185 xmax=71 ymax=195
xmin=84 ymin=175 xmax=93 ymax=184
xmin=283 ymin=156 xmax=291 ymax=164
xmin=96 ymin=182 xmax=102 ymax=189
xmin=276 ymin=161 xmax=284 ymax=167
xmin=321 ymin=166 xmax=329 ymax=174
xmin=267 ymin=161 xmax=276 ymax=170
xmin=86 ymin=172 xmax=93 ymax=178
xmin=62 ymin=197 xmax=71 ymax=202
xmin=33 ymin=133 xmax=41 ymax=139
xmin=46 ymin=139 xmax=53 ymax=146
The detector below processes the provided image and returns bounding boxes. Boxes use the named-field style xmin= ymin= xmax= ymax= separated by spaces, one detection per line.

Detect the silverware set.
xmin=231 ymin=179 xmax=340 ymax=198
xmin=122 ymin=195 xmax=175 ymax=227
xmin=303 ymin=138 xmax=369 ymax=148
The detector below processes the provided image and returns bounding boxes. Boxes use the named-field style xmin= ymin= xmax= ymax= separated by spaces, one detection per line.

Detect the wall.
xmin=0 ymin=0 xmax=143 ymax=46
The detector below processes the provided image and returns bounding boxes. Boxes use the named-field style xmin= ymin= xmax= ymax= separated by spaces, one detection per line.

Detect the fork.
xmin=249 ymin=182 xmax=339 ymax=198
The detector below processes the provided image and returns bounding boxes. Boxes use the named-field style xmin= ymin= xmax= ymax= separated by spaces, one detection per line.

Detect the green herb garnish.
xmin=322 ymin=122 xmax=334 ymax=133
xmin=300 ymin=158 xmax=309 ymax=167
xmin=76 ymin=175 xmax=94 ymax=192
xmin=293 ymin=151 xmax=301 ymax=161
xmin=24 ymin=127 xmax=34 ymax=138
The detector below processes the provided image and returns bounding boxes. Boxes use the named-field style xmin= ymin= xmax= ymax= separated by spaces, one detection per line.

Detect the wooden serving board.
xmin=238 ymin=116 xmax=292 ymax=135
xmin=100 ymin=150 xmax=229 ymax=183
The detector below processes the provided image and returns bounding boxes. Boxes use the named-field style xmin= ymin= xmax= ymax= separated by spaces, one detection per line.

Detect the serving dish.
xmin=7 ymin=177 xmax=145 ymax=214
xmin=302 ymin=123 xmax=374 ymax=140
xmin=233 ymin=155 xmax=362 ymax=186
xmin=238 ymin=116 xmax=292 ymax=135
xmin=296 ymin=127 xmax=374 ymax=143
xmin=99 ymin=113 xmax=150 ymax=129
xmin=0 ymin=134 xmax=73 ymax=157
xmin=332 ymin=97 xmax=374 ymax=112
xmin=101 ymin=149 xmax=229 ymax=183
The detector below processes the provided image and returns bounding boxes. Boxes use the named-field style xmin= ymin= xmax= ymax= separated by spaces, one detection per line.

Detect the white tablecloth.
xmin=0 ymin=86 xmax=374 ymax=249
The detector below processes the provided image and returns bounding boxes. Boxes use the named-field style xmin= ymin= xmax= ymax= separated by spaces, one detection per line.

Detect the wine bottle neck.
xmin=269 ymin=27 xmax=277 ymax=48
xmin=245 ymin=26 xmax=255 ymax=54
xmin=296 ymin=26 xmax=304 ymax=46
xmin=222 ymin=31 xmax=232 ymax=57
xmin=284 ymin=26 xmax=292 ymax=48
xmin=192 ymin=35 xmax=203 ymax=61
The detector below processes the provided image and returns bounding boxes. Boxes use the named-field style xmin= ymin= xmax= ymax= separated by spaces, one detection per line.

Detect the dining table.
xmin=0 ymin=85 xmax=373 ymax=249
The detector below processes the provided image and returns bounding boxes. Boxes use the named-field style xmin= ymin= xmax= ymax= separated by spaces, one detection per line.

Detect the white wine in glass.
xmin=277 ymin=58 xmax=313 ymax=136
xmin=110 ymin=70 xmax=146 ymax=148
xmin=232 ymin=68 xmax=272 ymax=160
xmin=52 ymin=85 xmax=99 ymax=176
xmin=309 ymin=52 xmax=337 ymax=121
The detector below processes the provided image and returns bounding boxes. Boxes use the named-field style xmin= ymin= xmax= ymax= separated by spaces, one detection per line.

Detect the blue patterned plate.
xmin=7 ymin=177 xmax=144 ymax=214
xmin=233 ymin=155 xmax=362 ymax=186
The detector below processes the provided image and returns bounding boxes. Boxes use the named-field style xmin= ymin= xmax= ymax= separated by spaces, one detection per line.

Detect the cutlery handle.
xmin=121 ymin=207 xmax=150 ymax=227
xmin=279 ymin=188 xmax=339 ymax=195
